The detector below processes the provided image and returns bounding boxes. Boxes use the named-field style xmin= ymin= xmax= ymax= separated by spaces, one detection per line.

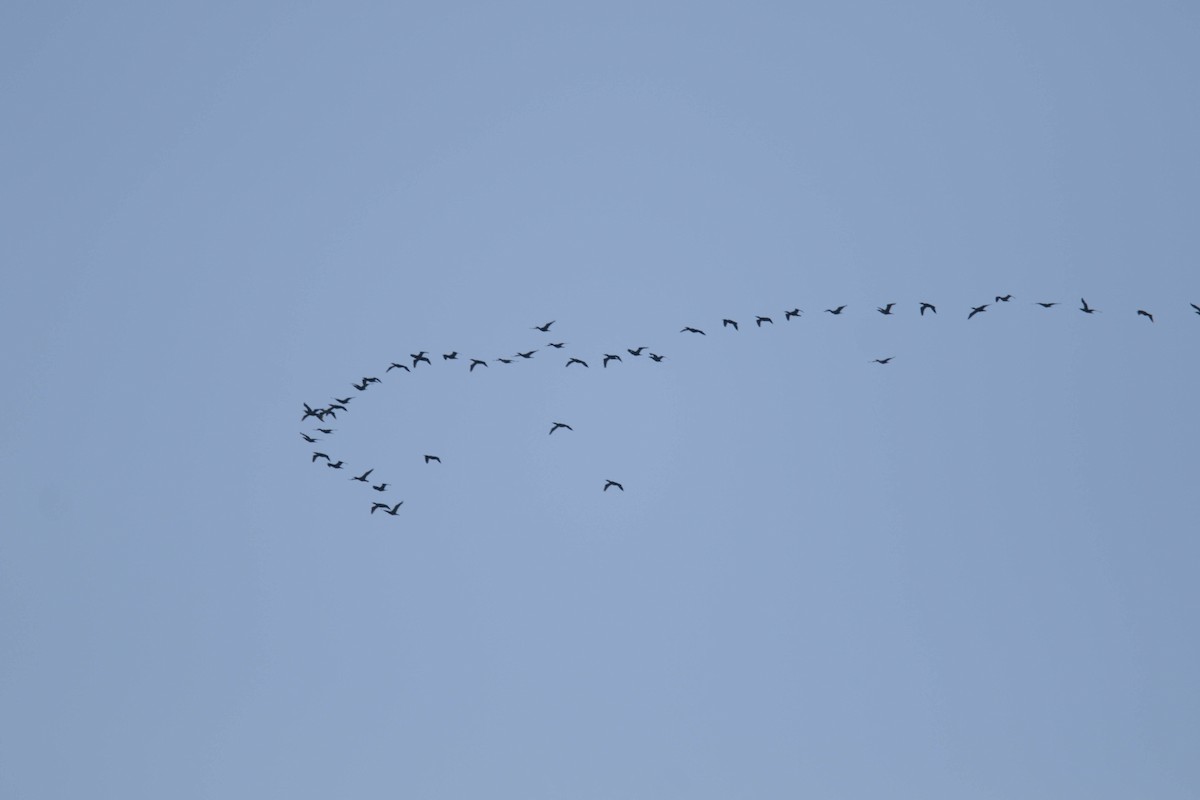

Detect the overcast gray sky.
xmin=3 ymin=2 xmax=1199 ymax=797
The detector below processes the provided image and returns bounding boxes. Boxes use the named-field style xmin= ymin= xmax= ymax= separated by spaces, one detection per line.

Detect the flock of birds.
xmin=300 ymin=298 xmax=1200 ymax=518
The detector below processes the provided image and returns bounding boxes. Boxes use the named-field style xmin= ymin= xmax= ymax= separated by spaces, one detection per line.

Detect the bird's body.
xmin=516 ymin=350 xmax=537 ymax=359
xmin=603 ymin=354 xmax=622 ymax=368
xmin=603 ymin=480 xmax=624 ymax=492
xmin=352 ymin=380 xmax=368 ymax=391
xmin=1080 ymin=298 xmax=1098 ymax=314
xmin=327 ymin=461 xmax=344 ymax=469
xmin=443 ymin=352 xmax=458 ymax=361
xmin=534 ymin=321 xmax=555 ymax=332
xmin=755 ymin=316 xmax=773 ymax=327
xmin=312 ymin=452 xmax=330 ymax=463
xmin=968 ymin=304 xmax=989 ymax=319
xmin=825 ymin=306 xmax=847 ymax=315
xmin=648 ymin=353 xmax=665 ymax=362
xmin=548 ymin=342 xmax=567 ymax=349
xmin=872 ymin=357 xmax=894 ymax=364
xmin=497 ymin=358 xmax=514 ymax=364
xmin=1035 ymin=302 xmax=1059 ymax=308
xmin=723 ymin=319 xmax=739 ymax=330
xmin=549 ymin=422 xmax=573 ymax=435
xmin=877 ymin=303 xmax=895 ymax=315
xmin=370 ymin=502 xmax=390 ymax=514
xmin=411 ymin=352 xmax=431 ymax=367
xmin=382 ymin=502 xmax=403 ymax=515
xmin=566 ymin=357 xmax=588 ymax=368
xmin=315 ymin=428 xmax=333 ymax=434
xmin=627 ymin=347 xmax=647 ymax=356
xmin=351 ymin=468 xmax=374 ymax=482
xmin=1138 ymin=309 xmax=1154 ymax=322
xmin=424 ymin=455 xmax=441 ymax=464
xmin=996 ymin=294 xmax=1013 ymax=302
xmin=784 ymin=308 xmax=802 ymax=320
xmin=919 ymin=302 xmax=936 ymax=316
xmin=387 ymin=362 xmax=410 ymax=372
xmin=372 ymin=483 xmax=388 ymax=492
xmin=301 ymin=433 xmax=319 ymax=443
xmin=680 ymin=327 xmax=706 ymax=335
xmin=469 ymin=359 xmax=488 ymax=371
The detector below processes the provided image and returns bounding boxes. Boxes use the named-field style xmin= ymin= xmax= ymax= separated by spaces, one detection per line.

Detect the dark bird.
xmin=648 ymin=353 xmax=665 ymax=362
xmin=497 ymin=358 xmax=514 ymax=364
xmin=1191 ymin=303 xmax=1200 ymax=315
xmin=326 ymin=403 xmax=348 ymax=413
xmin=548 ymin=342 xmax=567 ymax=348
xmin=755 ymin=316 xmax=773 ymax=327
xmin=352 ymin=380 xmax=369 ymax=391
xmin=469 ymin=359 xmax=488 ymax=371
xmin=381 ymin=502 xmax=403 ymax=515
xmin=1080 ymin=298 xmax=1098 ymax=314
xmin=315 ymin=428 xmax=334 ymax=434
xmin=996 ymin=294 xmax=1013 ymax=302
xmin=387 ymin=362 xmax=411 ymax=372
xmin=411 ymin=351 xmax=431 ymax=367
xmin=372 ymin=483 xmax=388 ymax=492
xmin=516 ymin=350 xmax=537 ymax=359
xmin=301 ymin=433 xmax=319 ymax=443
xmin=549 ymin=422 xmax=573 ymax=435
xmin=370 ymin=502 xmax=390 ymax=514
xmin=301 ymin=403 xmax=320 ymax=421
xmin=723 ymin=319 xmax=739 ymax=330
xmin=566 ymin=357 xmax=589 ymax=368
xmin=877 ymin=303 xmax=895 ymax=315
xmin=919 ymin=302 xmax=936 ymax=316
xmin=320 ymin=409 xmax=337 ymax=420
xmin=533 ymin=320 xmax=556 ymax=332
xmin=443 ymin=352 xmax=458 ymax=360
xmin=603 ymin=480 xmax=624 ymax=492
xmin=825 ymin=306 xmax=847 ymax=315
xmin=1034 ymin=302 xmax=1059 ymax=308
xmin=364 ymin=377 xmax=381 ymax=385
xmin=872 ymin=357 xmax=894 ymax=364
xmin=333 ymin=397 xmax=353 ymax=405
xmin=680 ymin=327 xmax=706 ymax=335
xmin=424 ymin=455 xmax=441 ymax=464
xmin=351 ymin=468 xmax=374 ymax=482
xmin=784 ymin=308 xmax=802 ymax=320
xmin=627 ymin=347 xmax=647 ymax=356
xmin=312 ymin=452 xmax=330 ymax=463
xmin=1137 ymin=309 xmax=1154 ymax=322
xmin=327 ymin=461 xmax=344 ymax=469
xmin=603 ymin=354 xmax=622 ymax=368
xmin=968 ymin=304 xmax=989 ymax=319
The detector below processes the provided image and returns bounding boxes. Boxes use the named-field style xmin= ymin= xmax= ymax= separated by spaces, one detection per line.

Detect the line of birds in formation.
xmin=301 ymin=300 xmax=1200 ymax=516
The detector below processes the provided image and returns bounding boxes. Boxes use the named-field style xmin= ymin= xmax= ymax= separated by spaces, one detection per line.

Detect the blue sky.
xmin=3 ymin=2 xmax=1199 ymax=797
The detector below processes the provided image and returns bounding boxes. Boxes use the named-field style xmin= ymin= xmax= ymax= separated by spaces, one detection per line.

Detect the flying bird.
xmin=424 ymin=455 xmax=441 ymax=464
xmin=648 ymin=353 xmax=665 ymax=362
xmin=469 ymin=359 xmax=488 ymax=371
xmin=315 ymin=428 xmax=334 ymax=434
xmin=516 ymin=350 xmax=537 ymax=359
xmin=1137 ymin=309 xmax=1154 ymax=322
xmin=1034 ymin=302 xmax=1059 ymax=308
xmin=872 ymin=357 xmax=894 ymax=364
xmin=370 ymin=502 xmax=390 ymax=514
xmin=380 ymin=502 xmax=403 ymax=515
xmin=549 ymin=422 xmax=573 ymax=434
xmin=443 ymin=352 xmax=458 ymax=360
xmin=755 ymin=316 xmax=773 ymax=327
xmin=326 ymin=403 xmax=347 ymax=413
xmin=411 ymin=352 xmax=431 ymax=367
xmin=603 ymin=354 xmax=622 ymax=368
xmin=995 ymin=294 xmax=1013 ymax=302
xmin=548 ymin=342 xmax=567 ymax=348
xmin=372 ymin=483 xmax=388 ymax=492
xmin=364 ymin=377 xmax=380 ymax=385
xmin=723 ymin=319 xmax=739 ymax=330
xmin=680 ymin=327 xmax=706 ymax=335
xmin=387 ymin=362 xmax=411 ymax=372
xmin=825 ymin=306 xmax=847 ymax=315
xmin=301 ymin=433 xmax=319 ymax=443
xmin=566 ymin=357 xmax=589 ymax=368
xmin=603 ymin=480 xmax=624 ymax=492
xmin=968 ymin=304 xmax=989 ymax=319
xmin=877 ymin=303 xmax=896 ymax=315
xmin=326 ymin=461 xmax=344 ymax=469
xmin=784 ymin=308 xmax=802 ymax=320
xmin=919 ymin=302 xmax=936 ymax=316
xmin=333 ymin=397 xmax=353 ymax=405
xmin=301 ymin=403 xmax=321 ymax=421
xmin=312 ymin=452 xmax=330 ymax=463
xmin=533 ymin=320 xmax=556 ymax=332
xmin=1080 ymin=298 xmax=1098 ymax=314
xmin=627 ymin=347 xmax=647 ymax=356
xmin=496 ymin=357 xmax=514 ymax=364
xmin=351 ymin=468 xmax=374 ymax=482
xmin=1191 ymin=303 xmax=1200 ymax=315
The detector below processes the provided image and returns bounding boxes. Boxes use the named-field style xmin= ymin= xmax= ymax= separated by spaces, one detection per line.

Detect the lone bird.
xmin=1137 ymin=309 xmax=1154 ymax=322
xmin=872 ymin=357 xmax=894 ymax=364
xmin=1080 ymin=298 xmax=1098 ymax=314
xmin=996 ymin=294 xmax=1013 ymax=302
xmin=372 ymin=483 xmax=388 ymax=492
xmin=566 ymin=357 xmax=589 ymax=368
xmin=351 ymin=468 xmax=374 ymax=482
xmin=603 ymin=354 xmax=622 ymax=368
xmin=326 ymin=461 xmax=344 ymax=469
xmin=968 ymin=304 xmax=989 ymax=319
xmin=723 ymin=319 xmax=739 ymax=330
xmin=443 ymin=352 xmax=458 ymax=360
xmin=784 ymin=308 xmax=802 ymax=320
xmin=1034 ymin=302 xmax=1059 ymax=308
xmin=549 ymin=422 xmax=573 ymax=435
xmin=411 ymin=352 xmax=431 ymax=367
xmin=603 ymin=480 xmax=624 ymax=492
xmin=301 ymin=433 xmax=319 ymax=443
xmin=877 ymin=303 xmax=896 ymax=315
xmin=919 ymin=302 xmax=936 ymax=316
xmin=825 ymin=306 xmax=847 ymax=315
xmin=680 ymin=327 xmax=706 ymax=335
xmin=469 ymin=359 xmax=488 ymax=371
xmin=627 ymin=347 xmax=647 ymax=356
xmin=755 ymin=316 xmax=773 ymax=327
xmin=424 ymin=455 xmax=441 ymax=464
xmin=648 ymin=353 xmax=665 ymax=362
xmin=312 ymin=452 xmax=330 ymax=463
xmin=387 ymin=362 xmax=411 ymax=372
xmin=533 ymin=320 xmax=555 ymax=332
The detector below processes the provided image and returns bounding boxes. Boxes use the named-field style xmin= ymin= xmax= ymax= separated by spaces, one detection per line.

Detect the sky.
xmin=2 ymin=1 xmax=1199 ymax=797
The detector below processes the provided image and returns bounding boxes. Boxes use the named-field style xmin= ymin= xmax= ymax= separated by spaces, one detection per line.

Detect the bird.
xmin=825 ymin=306 xmax=847 ymax=315
xmin=680 ymin=327 xmax=706 ymax=335
xmin=566 ymin=357 xmax=589 ymax=368
xmin=301 ymin=433 xmax=319 ymax=443
xmin=516 ymin=350 xmax=537 ymax=359
xmin=327 ymin=461 xmax=344 ymax=469
xmin=603 ymin=480 xmax=624 ymax=492
xmin=442 ymin=351 xmax=458 ymax=360
xmin=352 ymin=380 xmax=369 ymax=391
xmin=968 ymin=304 xmax=989 ymax=319
xmin=995 ymin=294 xmax=1013 ymax=302
xmin=627 ymin=347 xmax=647 ymax=356
xmin=301 ymin=403 xmax=321 ymax=421
xmin=1034 ymin=302 xmax=1059 ymax=308
xmin=755 ymin=316 xmax=773 ymax=327
xmin=1137 ymin=309 xmax=1154 ymax=322
xmin=784 ymin=308 xmax=802 ymax=320
xmin=424 ymin=455 xmax=441 ymax=464
xmin=1191 ymin=303 xmax=1200 ymax=315
xmin=469 ymin=359 xmax=488 ymax=371
xmin=549 ymin=422 xmax=573 ymax=434
xmin=872 ymin=357 xmax=894 ymax=364
xmin=387 ymin=362 xmax=411 ymax=372
xmin=372 ymin=483 xmax=388 ymax=492
xmin=548 ymin=342 xmax=567 ymax=348
xmin=320 ymin=409 xmax=337 ymax=420
xmin=333 ymin=397 xmax=353 ymax=405
xmin=411 ymin=352 xmax=431 ymax=367
xmin=381 ymin=502 xmax=403 ymax=515
xmin=370 ymin=502 xmax=390 ymax=514
xmin=648 ymin=353 xmax=665 ymax=362
xmin=919 ymin=302 xmax=936 ymax=316
xmin=533 ymin=320 xmax=555 ymax=332
xmin=603 ymin=354 xmax=622 ymax=368
xmin=326 ymin=403 xmax=347 ymax=413
xmin=496 ymin=357 xmax=514 ymax=364
xmin=312 ymin=452 xmax=330 ymax=463
xmin=1080 ymin=298 xmax=1098 ymax=314
xmin=723 ymin=319 xmax=739 ymax=330
xmin=877 ymin=303 xmax=895 ymax=315
xmin=351 ymin=468 xmax=374 ymax=482
xmin=315 ymin=428 xmax=334 ymax=434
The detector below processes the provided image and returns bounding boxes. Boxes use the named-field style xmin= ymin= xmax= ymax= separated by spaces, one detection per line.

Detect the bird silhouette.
xmin=387 ymin=362 xmax=411 ymax=372
xmin=302 ymin=403 xmax=320 ymax=421
xmin=516 ymin=350 xmax=537 ymax=359
xmin=469 ymin=359 xmax=488 ymax=371
xmin=372 ymin=483 xmax=388 ymax=492
xmin=1137 ymin=309 xmax=1154 ymax=322
xmin=312 ymin=452 xmax=330 ymax=463
xmin=301 ymin=433 xmax=319 ymax=443
xmin=364 ymin=377 xmax=380 ymax=385
xmin=825 ymin=306 xmax=847 ymax=315
xmin=648 ymin=353 xmax=665 ymax=362
xmin=566 ymin=357 xmax=589 ymax=368
xmin=1080 ymin=298 xmax=1098 ymax=314
xmin=1034 ymin=302 xmax=1059 ymax=308
xmin=315 ymin=428 xmax=334 ymax=434
xmin=381 ymin=502 xmax=403 ymax=515
xmin=424 ymin=455 xmax=441 ymax=464
xmin=533 ymin=321 xmax=555 ymax=332
xmin=877 ymin=303 xmax=895 ymax=315
xmin=333 ymin=397 xmax=353 ymax=405
xmin=995 ymin=294 xmax=1013 ymax=302
xmin=496 ymin=357 xmax=514 ymax=364
xmin=1190 ymin=303 xmax=1200 ymax=315
xmin=320 ymin=409 xmax=337 ymax=420
xmin=442 ymin=352 xmax=458 ymax=360
xmin=351 ymin=468 xmax=374 ymax=482
xmin=326 ymin=403 xmax=348 ymax=413
xmin=680 ymin=327 xmax=706 ymax=335
xmin=919 ymin=302 xmax=936 ymax=316
xmin=723 ymin=319 xmax=739 ymax=330
xmin=784 ymin=308 xmax=802 ymax=320
xmin=327 ymin=461 xmax=344 ymax=469
xmin=968 ymin=304 xmax=989 ymax=319
xmin=872 ymin=357 xmax=894 ymax=364
xmin=411 ymin=352 xmax=431 ymax=367
xmin=627 ymin=347 xmax=647 ymax=356
xmin=603 ymin=354 xmax=622 ymax=368
xmin=548 ymin=342 xmax=567 ymax=349
xmin=755 ymin=316 xmax=773 ymax=327
xmin=603 ymin=480 xmax=624 ymax=492
xmin=370 ymin=502 xmax=390 ymax=514
xmin=549 ymin=422 xmax=573 ymax=434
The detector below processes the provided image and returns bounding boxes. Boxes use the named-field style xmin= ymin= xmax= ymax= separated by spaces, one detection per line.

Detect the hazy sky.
xmin=3 ymin=2 xmax=1198 ymax=797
